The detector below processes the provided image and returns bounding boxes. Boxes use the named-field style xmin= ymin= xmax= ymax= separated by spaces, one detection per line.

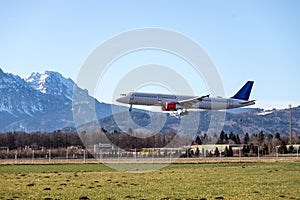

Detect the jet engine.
xmin=161 ymin=102 xmax=181 ymax=111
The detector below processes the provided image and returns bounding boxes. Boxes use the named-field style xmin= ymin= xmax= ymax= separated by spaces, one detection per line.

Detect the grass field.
xmin=0 ymin=162 xmax=299 ymax=200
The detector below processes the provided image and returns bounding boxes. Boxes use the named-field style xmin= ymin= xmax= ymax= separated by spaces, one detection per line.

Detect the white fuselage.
xmin=116 ymin=92 xmax=255 ymax=110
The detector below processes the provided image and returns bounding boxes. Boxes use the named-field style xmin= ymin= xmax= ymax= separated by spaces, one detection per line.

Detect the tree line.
xmin=0 ymin=129 xmax=299 ymax=156
xmin=191 ymin=130 xmax=300 ymax=156
xmin=0 ymin=131 xmax=82 ymax=150
xmin=0 ymin=129 xmax=179 ymax=150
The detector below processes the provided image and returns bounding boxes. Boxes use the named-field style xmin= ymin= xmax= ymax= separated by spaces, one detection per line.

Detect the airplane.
xmin=116 ymin=81 xmax=255 ymax=116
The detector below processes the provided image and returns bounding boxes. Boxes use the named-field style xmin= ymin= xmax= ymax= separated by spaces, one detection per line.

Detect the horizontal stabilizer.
xmin=240 ymin=100 xmax=256 ymax=105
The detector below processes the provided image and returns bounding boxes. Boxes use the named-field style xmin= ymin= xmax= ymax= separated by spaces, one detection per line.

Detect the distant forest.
xmin=0 ymin=129 xmax=299 ymax=158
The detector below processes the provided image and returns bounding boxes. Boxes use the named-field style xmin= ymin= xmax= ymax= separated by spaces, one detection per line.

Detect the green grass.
xmin=0 ymin=162 xmax=299 ymax=199
xmin=0 ymin=163 xmax=111 ymax=174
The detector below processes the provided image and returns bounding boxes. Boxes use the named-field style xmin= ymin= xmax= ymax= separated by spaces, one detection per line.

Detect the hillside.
xmin=80 ymin=106 xmax=300 ymax=135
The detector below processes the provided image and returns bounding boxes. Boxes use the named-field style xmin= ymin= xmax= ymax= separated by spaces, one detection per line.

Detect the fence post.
xmin=83 ymin=149 xmax=86 ymax=163
xmin=32 ymin=150 xmax=34 ymax=164
xmin=15 ymin=150 xmax=18 ymax=163
xmin=239 ymin=146 xmax=241 ymax=162
xmin=66 ymin=147 xmax=68 ymax=160
xmin=152 ymin=148 xmax=154 ymax=164
xmin=48 ymin=150 xmax=51 ymax=163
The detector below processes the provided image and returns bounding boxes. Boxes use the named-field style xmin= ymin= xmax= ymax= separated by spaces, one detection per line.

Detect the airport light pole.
xmin=240 ymin=118 xmax=243 ymax=135
xmin=15 ymin=150 xmax=18 ymax=163
xmin=48 ymin=150 xmax=51 ymax=163
xmin=289 ymin=105 xmax=293 ymax=146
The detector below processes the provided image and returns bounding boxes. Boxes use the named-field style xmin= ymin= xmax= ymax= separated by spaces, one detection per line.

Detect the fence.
xmin=0 ymin=145 xmax=299 ymax=164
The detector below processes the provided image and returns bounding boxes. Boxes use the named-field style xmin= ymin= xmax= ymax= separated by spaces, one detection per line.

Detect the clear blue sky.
xmin=0 ymin=0 xmax=299 ymax=109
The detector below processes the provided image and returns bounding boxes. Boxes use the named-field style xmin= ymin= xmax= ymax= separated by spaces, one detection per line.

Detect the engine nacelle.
xmin=161 ymin=102 xmax=180 ymax=111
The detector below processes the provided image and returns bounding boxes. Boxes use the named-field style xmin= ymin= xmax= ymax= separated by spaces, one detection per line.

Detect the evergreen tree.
xmin=201 ymin=133 xmax=208 ymax=144
xmin=219 ymin=130 xmax=225 ymax=144
xmin=215 ymin=147 xmax=220 ymax=157
xmin=224 ymin=146 xmax=229 ymax=157
xmin=195 ymin=147 xmax=200 ymax=156
xmin=250 ymin=144 xmax=258 ymax=155
xmin=275 ymin=132 xmax=281 ymax=141
xmin=288 ymin=145 xmax=294 ymax=153
xmin=228 ymin=146 xmax=233 ymax=157
xmin=258 ymin=131 xmax=265 ymax=144
xmin=263 ymin=144 xmax=269 ymax=155
xmin=242 ymin=145 xmax=247 ymax=155
xmin=236 ymin=134 xmax=241 ymax=144
xmin=244 ymin=133 xmax=250 ymax=144
xmin=279 ymin=143 xmax=288 ymax=154
xmin=225 ymin=133 xmax=229 ymax=143
xmin=195 ymin=135 xmax=202 ymax=145
xmin=229 ymin=132 xmax=235 ymax=141
xmin=267 ymin=133 xmax=274 ymax=141
xmin=242 ymin=145 xmax=250 ymax=156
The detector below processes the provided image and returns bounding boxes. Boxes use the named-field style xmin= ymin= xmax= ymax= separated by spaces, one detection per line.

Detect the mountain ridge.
xmin=80 ymin=106 xmax=300 ymax=136
xmin=0 ymin=68 xmax=126 ymax=132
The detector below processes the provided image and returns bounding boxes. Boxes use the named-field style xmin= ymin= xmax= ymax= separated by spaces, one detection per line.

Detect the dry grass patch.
xmin=0 ymin=162 xmax=299 ymax=199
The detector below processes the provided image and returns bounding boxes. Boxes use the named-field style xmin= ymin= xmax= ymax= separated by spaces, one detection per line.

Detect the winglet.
xmin=231 ymin=81 xmax=254 ymax=101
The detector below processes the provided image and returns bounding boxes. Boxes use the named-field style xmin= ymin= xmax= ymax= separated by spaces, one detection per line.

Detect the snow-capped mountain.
xmin=25 ymin=71 xmax=76 ymax=100
xmin=0 ymin=68 xmax=45 ymax=117
xmin=0 ymin=68 xmax=125 ymax=132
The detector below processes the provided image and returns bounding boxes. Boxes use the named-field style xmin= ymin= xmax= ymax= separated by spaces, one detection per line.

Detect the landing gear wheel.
xmin=180 ymin=110 xmax=189 ymax=116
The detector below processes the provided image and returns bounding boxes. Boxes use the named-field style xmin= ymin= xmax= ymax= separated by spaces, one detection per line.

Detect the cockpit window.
xmin=120 ymin=93 xmax=126 ymax=96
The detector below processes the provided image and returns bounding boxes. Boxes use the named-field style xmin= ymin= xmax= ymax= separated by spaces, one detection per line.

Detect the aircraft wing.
xmin=177 ymin=94 xmax=209 ymax=108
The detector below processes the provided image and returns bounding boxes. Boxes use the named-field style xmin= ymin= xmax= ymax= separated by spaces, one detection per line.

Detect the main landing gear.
xmin=180 ymin=109 xmax=189 ymax=116
xmin=170 ymin=109 xmax=189 ymax=117
xmin=129 ymin=104 xmax=132 ymax=112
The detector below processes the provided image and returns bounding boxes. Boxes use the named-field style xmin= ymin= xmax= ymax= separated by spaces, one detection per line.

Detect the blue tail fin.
xmin=231 ymin=81 xmax=254 ymax=100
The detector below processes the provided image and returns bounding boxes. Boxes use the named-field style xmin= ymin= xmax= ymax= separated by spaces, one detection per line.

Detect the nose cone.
xmin=116 ymin=97 xmax=122 ymax=103
xmin=116 ymin=96 xmax=129 ymax=104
